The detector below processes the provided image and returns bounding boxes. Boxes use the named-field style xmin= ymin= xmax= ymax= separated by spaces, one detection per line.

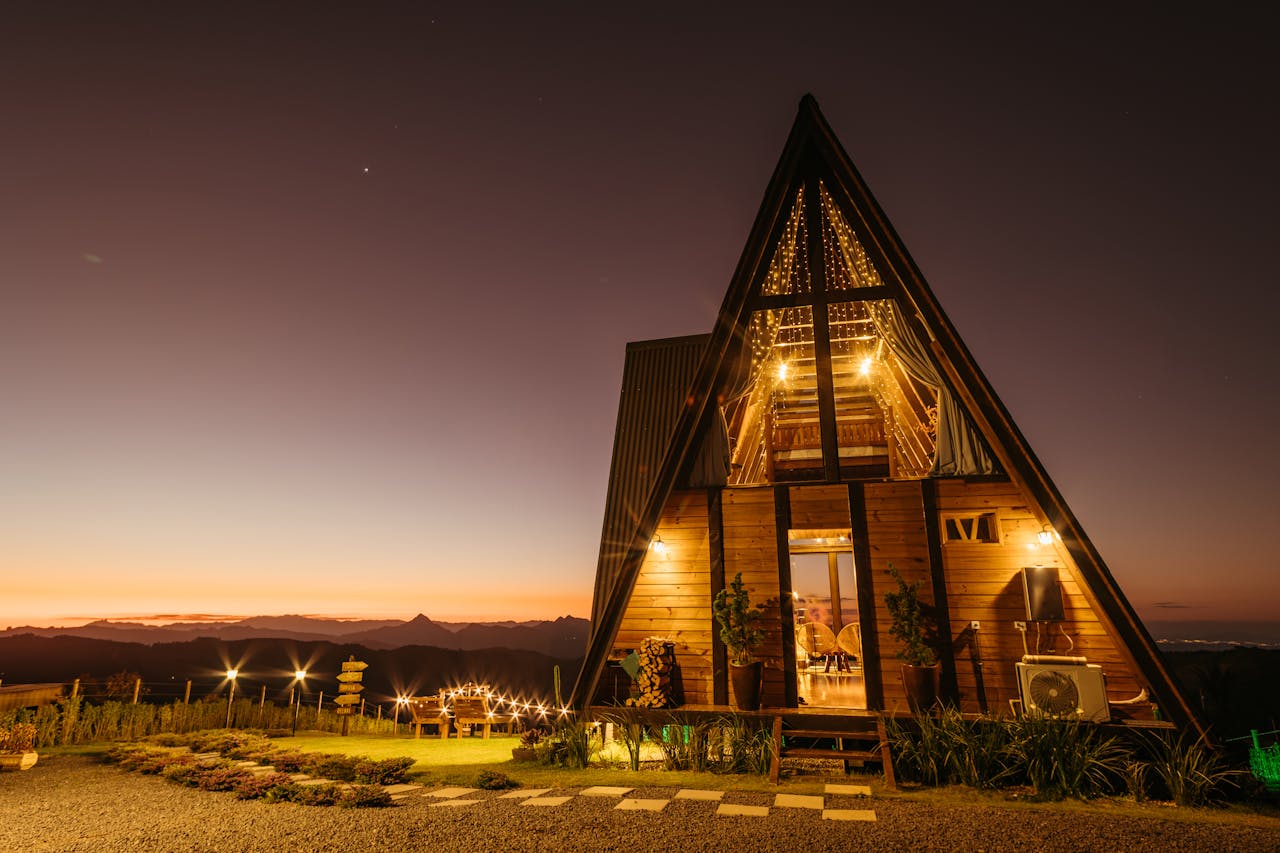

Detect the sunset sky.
xmin=2 ymin=4 xmax=1276 ymax=628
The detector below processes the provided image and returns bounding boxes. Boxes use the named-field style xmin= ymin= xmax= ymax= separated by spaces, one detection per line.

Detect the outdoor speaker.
xmin=1022 ymin=565 xmax=1065 ymax=622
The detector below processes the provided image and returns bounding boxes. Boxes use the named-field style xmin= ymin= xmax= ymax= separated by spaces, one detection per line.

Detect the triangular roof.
xmin=573 ymin=95 xmax=1200 ymax=733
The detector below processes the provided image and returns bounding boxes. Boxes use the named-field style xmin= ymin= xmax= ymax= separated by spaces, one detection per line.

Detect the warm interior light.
xmin=775 ymin=360 xmax=790 ymax=382
xmin=649 ymin=535 xmax=668 ymax=557
xmin=859 ymin=357 xmax=873 ymax=376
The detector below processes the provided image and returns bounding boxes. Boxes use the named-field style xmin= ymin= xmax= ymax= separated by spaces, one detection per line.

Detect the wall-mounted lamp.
xmin=1038 ymin=525 xmax=1055 ymax=546
xmin=649 ymin=534 xmax=668 ymax=558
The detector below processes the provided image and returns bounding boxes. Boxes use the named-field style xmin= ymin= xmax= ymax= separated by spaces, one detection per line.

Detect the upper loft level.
xmin=716 ymin=182 xmax=972 ymax=485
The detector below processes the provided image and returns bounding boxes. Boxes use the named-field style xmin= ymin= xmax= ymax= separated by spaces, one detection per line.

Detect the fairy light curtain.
xmin=823 ymin=185 xmax=997 ymax=476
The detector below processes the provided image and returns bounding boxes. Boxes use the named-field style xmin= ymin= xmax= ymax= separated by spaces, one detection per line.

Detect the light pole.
xmin=225 ymin=669 xmax=238 ymax=728
xmin=292 ymin=670 xmax=307 ymax=735
xmin=394 ymin=695 xmax=408 ymax=731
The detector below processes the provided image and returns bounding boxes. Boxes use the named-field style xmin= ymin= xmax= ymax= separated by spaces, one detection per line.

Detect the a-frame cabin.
xmin=574 ymin=96 xmax=1200 ymax=734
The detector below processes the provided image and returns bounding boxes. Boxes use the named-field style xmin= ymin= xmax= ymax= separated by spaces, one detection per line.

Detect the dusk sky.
xmin=3 ymin=4 xmax=1276 ymax=627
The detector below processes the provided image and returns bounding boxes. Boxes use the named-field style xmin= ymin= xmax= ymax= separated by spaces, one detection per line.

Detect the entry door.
xmin=790 ymin=548 xmax=866 ymax=709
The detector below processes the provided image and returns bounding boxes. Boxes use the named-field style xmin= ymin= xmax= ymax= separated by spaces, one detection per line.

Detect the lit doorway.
xmin=790 ymin=530 xmax=866 ymax=709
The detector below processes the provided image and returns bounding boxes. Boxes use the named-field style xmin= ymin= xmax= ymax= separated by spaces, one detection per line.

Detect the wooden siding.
xmin=937 ymin=480 xmax=1148 ymax=718
xmin=721 ymin=487 xmax=787 ymax=706
xmin=614 ymin=490 xmax=713 ymax=706
xmin=789 ymin=484 xmax=853 ymax=530
xmin=863 ymin=481 xmax=933 ymax=712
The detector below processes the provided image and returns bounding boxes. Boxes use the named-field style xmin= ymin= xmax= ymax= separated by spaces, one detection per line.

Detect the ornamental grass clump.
xmin=1140 ymin=729 xmax=1238 ymax=806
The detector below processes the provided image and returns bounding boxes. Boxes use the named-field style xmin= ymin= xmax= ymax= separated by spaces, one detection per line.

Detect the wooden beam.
xmin=708 ymin=486 xmax=728 ymax=706
xmin=920 ymin=478 xmax=959 ymax=706
xmin=749 ymin=285 xmax=894 ymax=312
xmin=774 ymin=486 xmax=798 ymax=708
xmin=849 ymin=482 xmax=884 ymax=710
xmin=803 ymin=173 xmax=841 ymax=484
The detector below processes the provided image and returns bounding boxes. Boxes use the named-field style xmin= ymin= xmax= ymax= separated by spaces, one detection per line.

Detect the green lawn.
xmin=272 ymin=731 xmax=826 ymax=792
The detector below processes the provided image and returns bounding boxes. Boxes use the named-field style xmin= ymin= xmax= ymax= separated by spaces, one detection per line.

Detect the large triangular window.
xmin=722 ymin=182 xmax=971 ymax=484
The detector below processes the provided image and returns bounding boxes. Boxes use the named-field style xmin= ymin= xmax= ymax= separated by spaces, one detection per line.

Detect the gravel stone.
xmin=3 ymin=755 xmax=1278 ymax=852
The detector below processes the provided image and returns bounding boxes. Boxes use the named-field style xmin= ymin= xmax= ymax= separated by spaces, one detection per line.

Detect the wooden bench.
xmin=407 ymin=696 xmax=451 ymax=739
xmin=450 ymin=696 xmax=492 ymax=739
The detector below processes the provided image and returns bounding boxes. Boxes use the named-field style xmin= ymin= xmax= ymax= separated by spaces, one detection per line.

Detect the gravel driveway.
xmin=4 ymin=755 xmax=1278 ymax=852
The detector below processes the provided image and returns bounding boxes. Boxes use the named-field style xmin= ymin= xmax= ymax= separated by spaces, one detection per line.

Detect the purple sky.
xmin=2 ymin=3 xmax=1276 ymax=626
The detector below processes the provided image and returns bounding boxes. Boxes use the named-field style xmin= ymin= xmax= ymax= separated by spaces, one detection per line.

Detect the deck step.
xmin=782 ymin=747 xmax=879 ymax=760
xmin=769 ymin=715 xmax=896 ymax=789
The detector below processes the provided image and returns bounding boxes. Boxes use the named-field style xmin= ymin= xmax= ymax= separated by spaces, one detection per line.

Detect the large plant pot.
xmin=729 ymin=661 xmax=763 ymax=711
xmin=0 ymin=752 xmax=38 ymax=772
xmin=901 ymin=664 xmax=941 ymax=713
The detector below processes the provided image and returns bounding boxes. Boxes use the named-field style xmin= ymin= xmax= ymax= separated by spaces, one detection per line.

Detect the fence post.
xmin=71 ymin=678 xmax=80 ymax=699
xmin=132 ymin=678 xmax=142 ymax=704
xmin=318 ymin=691 xmax=324 ymax=713
xmin=183 ymin=680 xmax=192 ymax=705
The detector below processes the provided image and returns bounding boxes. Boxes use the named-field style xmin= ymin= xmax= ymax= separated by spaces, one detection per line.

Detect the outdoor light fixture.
xmin=775 ymin=360 xmax=790 ymax=382
xmin=1038 ymin=525 xmax=1055 ymax=546
xmin=225 ymin=669 xmax=239 ymax=728
xmin=649 ymin=534 xmax=668 ymax=558
xmin=295 ymin=669 xmax=307 ymax=681
xmin=291 ymin=669 xmax=307 ymax=735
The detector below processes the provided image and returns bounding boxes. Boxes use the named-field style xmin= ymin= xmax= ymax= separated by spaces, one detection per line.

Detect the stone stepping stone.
xmin=234 ymin=760 xmax=259 ymax=767
xmin=288 ymin=773 xmax=311 ymax=781
xmin=674 ymin=789 xmax=724 ymax=801
xmin=580 ymin=786 xmax=633 ymax=797
xmin=381 ymin=783 xmax=423 ymax=795
xmin=616 ymin=798 xmax=668 ymax=812
xmin=430 ymin=799 xmax=482 ymax=808
xmin=825 ymin=783 xmax=872 ymax=797
xmin=521 ymin=796 xmax=573 ymax=807
xmin=191 ymin=753 xmax=220 ymax=760
xmin=425 ymin=786 xmax=479 ymax=799
xmin=774 ymin=793 xmax=823 ymax=810
xmin=716 ymin=804 xmax=769 ymax=817
xmin=296 ymin=779 xmax=334 ymax=787
xmin=823 ymin=809 xmax=876 ymax=822
xmin=499 ymin=788 xmax=550 ymax=799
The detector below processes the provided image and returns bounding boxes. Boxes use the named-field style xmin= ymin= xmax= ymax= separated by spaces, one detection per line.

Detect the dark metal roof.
xmin=588 ymin=334 xmax=710 ymax=634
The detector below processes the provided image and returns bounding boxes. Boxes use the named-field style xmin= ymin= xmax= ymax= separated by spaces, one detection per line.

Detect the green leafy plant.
xmin=1141 ymin=730 xmax=1238 ymax=806
xmin=1005 ymin=715 xmax=1127 ymax=800
xmin=713 ymin=573 xmax=765 ymax=665
xmin=883 ymin=564 xmax=937 ymax=667
xmin=600 ymin=707 xmax=646 ymax=771
xmin=719 ymin=714 xmax=773 ymax=775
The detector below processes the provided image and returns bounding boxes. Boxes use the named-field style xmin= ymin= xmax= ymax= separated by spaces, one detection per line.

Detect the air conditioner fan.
xmin=1028 ymin=669 xmax=1079 ymax=715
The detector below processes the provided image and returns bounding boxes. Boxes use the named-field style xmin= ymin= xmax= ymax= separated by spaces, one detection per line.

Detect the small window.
xmin=942 ymin=512 xmax=1000 ymax=544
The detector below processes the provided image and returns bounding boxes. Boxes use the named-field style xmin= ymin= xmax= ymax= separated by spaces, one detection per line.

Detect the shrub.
xmin=353 ymin=756 xmax=416 ymax=786
xmin=267 ymin=751 xmax=307 ymax=773
xmin=649 ymin=716 xmax=714 ymax=772
xmin=475 ymin=769 xmax=519 ymax=790
xmin=340 ymin=785 xmax=393 ymax=808
xmin=234 ymin=772 xmax=294 ymax=800
xmin=290 ymin=782 xmax=343 ymax=806
xmin=195 ymin=767 xmax=256 ymax=792
xmin=305 ymin=754 xmax=360 ymax=782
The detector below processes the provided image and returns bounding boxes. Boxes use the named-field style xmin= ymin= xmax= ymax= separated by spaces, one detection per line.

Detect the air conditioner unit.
xmin=1016 ymin=662 xmax=1110 ymax=723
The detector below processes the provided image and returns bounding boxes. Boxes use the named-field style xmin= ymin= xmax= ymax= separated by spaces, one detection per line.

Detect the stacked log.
xmin=626 ymin=637 xmax=677 ymax=708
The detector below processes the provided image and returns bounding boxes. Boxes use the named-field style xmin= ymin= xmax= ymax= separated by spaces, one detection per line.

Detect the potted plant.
xmin=0 ymin=723 xmax=38 ymax=772
xmin=713 ymin=572 xmax=766 ymax=710
xmin=883 ymin=564 xmax=940 ymax=712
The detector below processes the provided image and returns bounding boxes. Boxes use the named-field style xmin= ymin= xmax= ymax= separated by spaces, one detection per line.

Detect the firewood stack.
xmin=626 ymin=637 xmax=677 ymax=708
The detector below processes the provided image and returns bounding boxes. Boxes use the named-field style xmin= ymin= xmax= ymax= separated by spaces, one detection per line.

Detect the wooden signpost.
xmin=335 ymin=656 xmax=368 ymax=735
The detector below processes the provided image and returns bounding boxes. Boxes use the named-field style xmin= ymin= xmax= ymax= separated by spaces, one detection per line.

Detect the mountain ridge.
xmin=0 ymin=614 xmax=589 ymax=658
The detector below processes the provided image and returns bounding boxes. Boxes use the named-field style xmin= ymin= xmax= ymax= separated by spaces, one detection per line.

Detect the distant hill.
xmin=0 ymin=614 xmax=590 ymax=658
xmin=0 ymin=634 xmax=583 ymax=705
